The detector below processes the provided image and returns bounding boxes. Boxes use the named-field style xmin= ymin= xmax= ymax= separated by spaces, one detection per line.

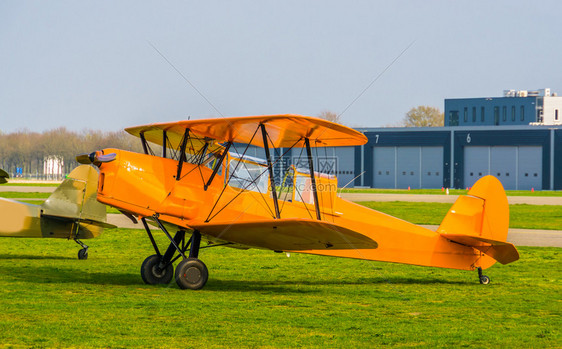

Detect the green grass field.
xmin=359 ymin=202 xmax=562 ymax=230
xmin=0 ymin=229 xmax=559 ymax=348
xmin=0 ymin=192 xmax=51 ymax=199
xmin=341 ymin=188 xmax=562 ymax=196
xmin=2 ymin=182 xmax=60 ymax=187
xmin=4 ymin=197 xmax=562 ymax=230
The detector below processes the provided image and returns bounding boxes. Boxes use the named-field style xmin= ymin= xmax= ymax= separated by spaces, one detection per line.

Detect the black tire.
xmin=175 ymin=258 xmax=208 ymax=290
xmin=141 ymin=254 xmax=174 ymax=285
xmin=479 ymin=275 xmax=490 ymax=285
xmin=78 ymin=248 xmax=88 ymax=260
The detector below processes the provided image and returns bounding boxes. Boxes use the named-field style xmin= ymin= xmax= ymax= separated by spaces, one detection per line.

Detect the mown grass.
xmin=341 ymin=188 xmax=562 ymax=196
xmin=3 ymin=185 xmax=562 ymax=196
xmin=2 ymin=182 xmax=60 ymax=187
xmin=107 ymin=201 xmax=557 ymax=228
xmin=358 ymin=202 xmax=562 ymax=230
xmin=0 ymin=229 xmax=559 ymax=348
xmin=3 ymin=193 xmax=561 ymax=230
xmin=0 ymin=192 xmax=51 ymax=199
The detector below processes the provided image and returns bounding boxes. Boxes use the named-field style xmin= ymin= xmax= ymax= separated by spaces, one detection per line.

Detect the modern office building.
xmin=445 ymin=88 xmax=562 ymax=127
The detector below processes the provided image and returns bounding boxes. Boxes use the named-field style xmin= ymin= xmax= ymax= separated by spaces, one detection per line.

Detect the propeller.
xmin=76 ymin=152 xmax=116 ymax=166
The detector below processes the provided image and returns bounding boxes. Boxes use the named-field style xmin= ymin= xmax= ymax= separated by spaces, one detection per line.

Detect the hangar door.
xmin=314 ymin=147 xmax=355 ymax=188
xmin=373 ymin=146 xmax=443 ymax=189
xmin=463 ymin=146 xmax=542 ymax=190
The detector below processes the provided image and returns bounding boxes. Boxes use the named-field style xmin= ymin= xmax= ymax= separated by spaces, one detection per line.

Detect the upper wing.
xmin=125 ymin=114 xmax=368 ymax=148
xmin=125 ymin=122 xmax=224 ymax=155
xmin=0 ymin=169 xmax=8 ymax=184
xmin=190 ymin=218 xmax=378 ymax=251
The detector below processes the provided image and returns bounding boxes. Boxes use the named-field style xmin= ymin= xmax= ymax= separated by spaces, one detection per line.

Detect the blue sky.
xmin=1 ymin=1 xmax=561 ymax=132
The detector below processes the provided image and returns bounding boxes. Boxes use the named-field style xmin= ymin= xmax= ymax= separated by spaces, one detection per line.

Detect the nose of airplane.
xmin=76 ymin=151 xmax=117 ymax=166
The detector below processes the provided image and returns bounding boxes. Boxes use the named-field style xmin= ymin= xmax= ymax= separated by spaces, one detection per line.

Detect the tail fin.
xmin=0 ymin=169 xmax=8 ymax=184
xmin=438 ymin=176 xmax=519 ymax=266
xmin=41 ymin=165 xmax=114 ymax=239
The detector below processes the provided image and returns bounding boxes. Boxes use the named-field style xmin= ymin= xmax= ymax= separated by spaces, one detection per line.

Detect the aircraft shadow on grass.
xmin=0 ymin=253 xmax=74 ymax=261
xmin=2 ymin=265 xmax=139 ymax=286
xmin=0 ymin=260 xmax=471 ymax=290
xmin=205 ymin=277 xmax=471 ymax=291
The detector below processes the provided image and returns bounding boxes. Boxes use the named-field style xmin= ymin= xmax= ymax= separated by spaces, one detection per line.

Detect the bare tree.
xmin=401 ymin=106 xmax=444 ymax=127
xmin=318 ymin=111 xmax=340 ymax=124
xmin=0 ymin=128 xmax=146 ymax=177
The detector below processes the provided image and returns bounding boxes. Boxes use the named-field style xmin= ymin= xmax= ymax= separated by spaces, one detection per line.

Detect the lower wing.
xmin=190 ymin=218 xmax=378 ymax=251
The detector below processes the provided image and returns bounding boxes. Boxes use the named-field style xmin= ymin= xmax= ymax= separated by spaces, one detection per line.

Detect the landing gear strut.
xmin=477 ymin=267 xmax=490 ymax=285
xmin=140 ymin=216 xmax=209 ymax=290
xmin=75 ymin=239 xmax=89 ymax=260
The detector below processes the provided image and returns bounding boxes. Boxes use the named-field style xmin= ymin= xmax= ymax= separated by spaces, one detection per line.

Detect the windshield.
xmin=228 ymin=159 xmax=268 ymax=193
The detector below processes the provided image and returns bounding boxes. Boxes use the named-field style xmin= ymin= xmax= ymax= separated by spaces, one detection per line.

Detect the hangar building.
xmin=347 ymin=125 xmax=562 ymax=190
xmin=325 ymin=89 xmax=562 ymax=190
xmin=247 ymin=89 xmax=562 ymax=190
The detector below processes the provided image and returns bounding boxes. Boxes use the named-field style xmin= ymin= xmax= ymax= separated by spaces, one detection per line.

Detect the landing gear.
xmin=140 ymin=216 xmax=209 ymax=290
xmin=141 ymin=254 xmax=174 ymax=284
xmin=75 ymin=239 xmax=89 ymax=260
xmin=175 ymin=258 xmax=208 ymax=290
xmin=477 ymin=267 xmax=490 ymax=285
xmin=78 ymin=248 xmax=88 ymax=260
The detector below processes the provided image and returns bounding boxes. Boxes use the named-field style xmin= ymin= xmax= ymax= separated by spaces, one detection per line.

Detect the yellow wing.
xmin=125 ymin=114 xmax=367 ymax=148
xmin=190 ymin=218 xmax=378 ymax=251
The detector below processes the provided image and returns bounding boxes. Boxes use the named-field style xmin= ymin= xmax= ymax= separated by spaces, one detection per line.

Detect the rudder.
xmin=437 ymin=176 xmax=519 ymax=266
xmin=41 ymin=165 xmax=111 ymax=239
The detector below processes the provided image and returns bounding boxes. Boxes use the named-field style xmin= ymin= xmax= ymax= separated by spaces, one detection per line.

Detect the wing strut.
xmin=140 ymin=132 xmax=149 ymax=155
xmin=304 ymin=137 xmax=321 ymax=220
xmin=260 ymin=124 xmax=281 ymax=219
xmin=176 ymin=129 xmax=190 ymax=181
xmin=204 ymin=142 xmax=231 ymax=190
xmin=162 ymin=130 xmax=167 ymax=158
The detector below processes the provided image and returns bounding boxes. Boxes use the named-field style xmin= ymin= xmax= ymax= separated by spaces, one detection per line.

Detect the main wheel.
xmin=141 ymin=254 xmax=174 ymax=285
xmin=78 ymin=248 xmax=88 ymax=260
xmin=175 ymin=258 xmax=208 ymax=290
xmin=479 ymin=275 xmax=490 ymax=285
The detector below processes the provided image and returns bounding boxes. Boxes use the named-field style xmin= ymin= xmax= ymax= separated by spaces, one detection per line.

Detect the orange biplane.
xmin=77 ymin=115 xmax=519 ymax=289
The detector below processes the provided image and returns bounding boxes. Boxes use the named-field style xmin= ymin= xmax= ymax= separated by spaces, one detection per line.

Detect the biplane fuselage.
xmin=80 ymin=115 xmax=518 ymax=289
xmin=97 ymin=148 xmax=495 ymax=271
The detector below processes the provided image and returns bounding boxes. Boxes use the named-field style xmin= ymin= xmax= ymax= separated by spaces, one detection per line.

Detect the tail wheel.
xmin=78 ymin=248 xmax=88 ymax=260
xmin=479 ymin=275 xmax=490 ymax=285
xmin=175 ymin=258 xmax=208 ymax=290
xmin=141 ymin=254 xmax=174 ymax=285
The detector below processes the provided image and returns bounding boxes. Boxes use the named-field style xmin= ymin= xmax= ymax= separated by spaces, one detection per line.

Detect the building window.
xmin=481 ymin=107 xmax=485 ymax=122
xmin=502 ymin=106 xmax=507 ymax=121
xmin=494 ymin=107 xmax=500 ymax=125
xmin=520 ymin=106 xmax=525 ymax=121
xmin=463 ymin=107 xmax=468 ymax=122
xmin=449 ymin=111 xmax=459 ymax=126
xmin=472 ymin=107 xmax=476 ymax=122
xmin=511 ymin=106 xmax=516 ymax=121
xmin=556 ymin=109 xmax=559 ymax=121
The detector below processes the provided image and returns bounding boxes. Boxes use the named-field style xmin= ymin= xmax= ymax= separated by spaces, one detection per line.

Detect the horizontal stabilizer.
xmin=41 ymin=214 xmax=116 ymax=229
xmin=441 ymin=234 xmax=519 ymax=265
xmin=191 ymin=218 xmax=378 ymax=251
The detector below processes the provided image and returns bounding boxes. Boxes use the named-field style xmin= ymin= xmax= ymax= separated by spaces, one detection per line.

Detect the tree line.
xmin=1 ymin=106 xmax=443 ymax=179
xmin=0 ymin=128 xmax=144 ymax=178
